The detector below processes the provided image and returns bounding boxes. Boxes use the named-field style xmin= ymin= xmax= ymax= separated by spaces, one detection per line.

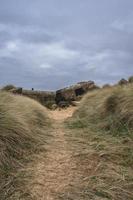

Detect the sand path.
xmin=29 ymin=107 xmax=81 ymax=200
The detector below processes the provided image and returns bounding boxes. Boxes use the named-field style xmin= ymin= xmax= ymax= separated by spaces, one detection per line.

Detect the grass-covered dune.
xmin=0 ymin=91 xmax=50 ymax=199
xmin=67 ymin=84 xmax=133 ymax=200
xmin=69 ymin=84 xmax=133 ymax=137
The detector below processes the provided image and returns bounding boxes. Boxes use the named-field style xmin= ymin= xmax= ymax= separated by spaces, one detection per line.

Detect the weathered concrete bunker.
xmin=56 ymin=81 xmax=99 ymax=104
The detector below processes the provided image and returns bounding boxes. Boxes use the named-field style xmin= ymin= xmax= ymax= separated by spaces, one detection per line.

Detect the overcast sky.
xmin=0 ymin=0 xmax=133 ymax=90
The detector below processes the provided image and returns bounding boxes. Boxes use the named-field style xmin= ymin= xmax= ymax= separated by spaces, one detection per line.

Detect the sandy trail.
xmin=49 ymin=107 xmax=76 ymax=122
xmin=28 ymin=107 xmax=99 ymax=200
xmin=29 ymin=107 xmax=79 ymax=200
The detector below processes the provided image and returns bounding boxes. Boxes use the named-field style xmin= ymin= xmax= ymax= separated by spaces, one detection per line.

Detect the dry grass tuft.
xmin=0 ymin=91 xmax=50 ymax=199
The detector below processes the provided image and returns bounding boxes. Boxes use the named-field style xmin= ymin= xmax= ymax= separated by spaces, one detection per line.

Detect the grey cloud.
xmin=0 ymin=0 xmax=133 ymax=90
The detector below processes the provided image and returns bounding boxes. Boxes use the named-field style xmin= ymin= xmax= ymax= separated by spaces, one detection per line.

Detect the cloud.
xmin=0 ymin=0 xmax=133 ymax=90
xmin=111 ymin=12 xmax=133 ymax=33
xmin=0 ymin=39 xmax=79 ymax=68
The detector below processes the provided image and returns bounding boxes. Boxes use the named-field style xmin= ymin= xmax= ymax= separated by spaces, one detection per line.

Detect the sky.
xmin=0 ymin=0 xmax=133 ymax=90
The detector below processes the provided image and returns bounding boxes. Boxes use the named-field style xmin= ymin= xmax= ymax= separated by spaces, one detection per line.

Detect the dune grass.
xmin=0 ymin=91 xmax=51 ymax=199
xmin=68 ymin=84 xmax=133 ymax=137
xmin=66 ymin=84 xmax=133 ymax=200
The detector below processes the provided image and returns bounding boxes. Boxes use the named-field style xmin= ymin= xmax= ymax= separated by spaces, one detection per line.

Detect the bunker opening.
xmin=75 ymin=88 xmax=84 ymax=96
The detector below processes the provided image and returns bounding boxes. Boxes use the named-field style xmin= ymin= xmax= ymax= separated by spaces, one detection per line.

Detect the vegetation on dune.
xmin=68 ymin=84 xmax=133 ymax=137
xmin=1 ymin=84 xmax=16 ymax=91
xmin=128 ymin=76 xmax=133 ymax=83
xmin=66 ymin=84 xmax=133 ymax=200
xmin=0 ymin=91 xmax=50 ymax=199
xmin=1 ymin=80 xmax=133 ymax=199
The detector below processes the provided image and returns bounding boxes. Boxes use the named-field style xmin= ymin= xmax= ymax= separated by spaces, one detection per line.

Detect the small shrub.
xmin=45 ymin=100 xmax=57 ymax=109
xmin=128 ymin=76 xmax=133 ymax=83
xmin=118 ymin=78 xmax=128 ymax=85
xmin=2 ymin=84 xmax=16 ymax=91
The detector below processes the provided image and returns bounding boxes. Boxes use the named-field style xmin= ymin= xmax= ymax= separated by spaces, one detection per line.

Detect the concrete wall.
xmin=22 ymin=90 xmax=56 ymax=106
